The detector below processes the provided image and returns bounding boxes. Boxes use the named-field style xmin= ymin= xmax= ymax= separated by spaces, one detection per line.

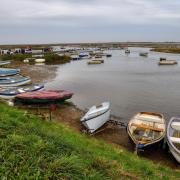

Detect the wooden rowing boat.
xmin=127 ymin=112 xmax=166 ymax=150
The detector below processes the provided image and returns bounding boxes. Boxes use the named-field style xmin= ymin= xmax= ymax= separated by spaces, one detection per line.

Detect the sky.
xmin=0 ymin=0 xmax=180 ymax=44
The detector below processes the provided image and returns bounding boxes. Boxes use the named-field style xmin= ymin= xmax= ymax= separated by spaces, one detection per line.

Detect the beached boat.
xmin=127 ymin=112 xmax=166 ymax=150
xmin=167 ymin=117 xmax=180 ymax=163
xmin=14 ymin=90 xmax=73 ymax=105
xmin=0 ymin=84 xmax=44 ymax=100
xmin=0 ymin=68 xmax=20 ymax=77
xmin=0 ymin=61 xmax=11 ymax=66
xmin=0 ymin=75 xmax=31 ymax=87
xmin=87 ymin=60 xmax=102 ymax=65
xmin=158 ymin=60 xmax=177 ymax=65
xmin=35 ymin=58 xmax=46 ymax=63
xmin=81 ymin=102 xmax=110 ymax=133
xmin=139 ymin=52 xmax=148 ymax=57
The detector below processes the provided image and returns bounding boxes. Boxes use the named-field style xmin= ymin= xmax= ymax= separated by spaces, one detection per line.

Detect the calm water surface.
xmin=46 ymin=47 xmax=180 ymax=122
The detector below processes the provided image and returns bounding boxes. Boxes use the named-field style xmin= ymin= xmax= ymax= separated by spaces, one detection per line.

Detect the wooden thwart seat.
xmin=131 ymin=123 xmax=164 ymax=132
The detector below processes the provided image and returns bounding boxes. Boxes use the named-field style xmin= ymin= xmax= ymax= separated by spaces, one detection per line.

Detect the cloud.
xmin=0 ymin=0 xmax=180 ymax=43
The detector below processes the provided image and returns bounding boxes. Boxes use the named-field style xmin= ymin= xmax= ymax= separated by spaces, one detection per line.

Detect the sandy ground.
xmin=12 ymin=62 xmax=180 ymax=169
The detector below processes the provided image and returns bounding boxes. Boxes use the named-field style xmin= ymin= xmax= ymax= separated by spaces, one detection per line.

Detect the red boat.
xmin=14 ymin=90 xmax=73 ymax=104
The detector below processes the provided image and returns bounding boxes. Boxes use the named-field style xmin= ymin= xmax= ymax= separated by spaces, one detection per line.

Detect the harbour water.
xmin=46 ymin=47 xmax=180 ymax=122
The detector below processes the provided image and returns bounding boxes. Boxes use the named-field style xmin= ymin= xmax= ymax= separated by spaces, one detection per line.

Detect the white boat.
xmin=167 ymin=117 xmax=180 ymax=163
xmin=81 ymin=102 xmax=110 ymax=133
xmin=0 ymin=61 xmax=11 ymax=66
xmin=127 ymin=112 xmax=166 ymax=150
xmin=35 ymin=58 xmax=46 ymax=63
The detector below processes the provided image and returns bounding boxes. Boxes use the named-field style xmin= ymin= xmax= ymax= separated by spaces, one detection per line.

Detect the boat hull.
xmin=0 ymin=79 xmax=31 ymax=87
xmin=167 ymin=141 xmax=180 ymax=163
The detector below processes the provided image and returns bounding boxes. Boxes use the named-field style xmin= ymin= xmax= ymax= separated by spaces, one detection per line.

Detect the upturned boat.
xmin=0 ymin=75 xmax=31 ymax=87
xmin=0 ymin=84 xmax=44 ymax=100
xmin=14 ymin=90 xmax=73 ymax=104
xmin=127 ymin=112 xmax=166 ymax=150
xmin=81 ymin=102 xmax=110 ymax=133
xmin=167 ymin=117 xmax=180 ymax=163
xmin=0 ymin=61 xmax=11 ymax=66
xmin=0 ymin=68 xmax=20 ymax=77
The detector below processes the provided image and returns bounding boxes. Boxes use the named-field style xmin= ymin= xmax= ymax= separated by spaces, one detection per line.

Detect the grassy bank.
xmin=151 ymin=47 xmax=180 ymax=54
xmin=0 ymin=53 xmax=71 ymax=64
xmin=0 ymin=102 xmax=179 ymax=179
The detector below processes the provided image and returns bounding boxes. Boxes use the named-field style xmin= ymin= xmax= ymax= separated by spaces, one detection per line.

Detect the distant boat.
xmin=139 ymin=52 xmax=148 ymax=57
xmin=0 ymin=61 xmax=11 ymax=66
xmin=0 ymin=84 xmax=44 ymax=99
xmin=127 ymin=112 xmax=166 ymax=150
xmin=35 ymin=59 xmax=46 ymax=63
xmin=92 ymin=59 xmax=104 ymax=63
xmin=87 ymin=60 xmax=102 ymax=65
xmin=167 ymin=117 xmax=180 ymax=163
xmin=71 ymin=55 xmax=80 ymax=61
xmin=158 ymin=60 xmax=177 ymax=65
xmin=14 ymin=90 xmax=73 ymax=105
xmin=0 ymin=75 xmax=31 ymax=87
xmin=106 ymin=54 xmax=112 ymax=57
xmin=125 ymin=49 xmax=130 ymax=54
xmin=0 ymin=68 xmax=20 ymax=77
xmin=81 ymin=102 xmax=110 ymax=133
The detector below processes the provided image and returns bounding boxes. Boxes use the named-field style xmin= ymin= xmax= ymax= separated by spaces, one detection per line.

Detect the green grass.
xmin=0 ymin=102 xmax=179 ymax=179
xmin=151 ymin=47 xmax=180 ymax=54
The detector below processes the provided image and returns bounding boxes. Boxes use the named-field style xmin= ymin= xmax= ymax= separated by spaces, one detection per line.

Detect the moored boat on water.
xmin=92 ymin=59 xmax=104 ymax=63
xmin=14 ymin=90 xmax=73 ymax=105
xmin=0 ymin=84 xmax=44 ymax=100
xmin=0 ymin=68 xmax=20 ymax=77
xmin=125 ymin=49 xmax=130 ymax=54
xmin=158 ymin=60 xmax=177 ymax=65
xmin=0 ymin=75 xmax=31 ymax=87
xmin=87 ymin=60 xmax=102 ymax=65
xmin=167 ymin=117 xmax=180 ymax=163
xmin=127 ymin=112 xmax=166 ymax=151
xmin=139 ymin=52 xmax=148 ymax=57
xmin=81 ymin=102 xmax=110 ymax=133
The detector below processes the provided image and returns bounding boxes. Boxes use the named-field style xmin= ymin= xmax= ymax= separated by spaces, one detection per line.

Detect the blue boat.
xmin=0 ymin=75 xmax=31 ymax=87
xmin=0 ymin=61 xmax=11 ymax=66
xmin=0 ymin=84 xmax=44 ymax=99
xmin=0 ymin=68 xmax=20 ymax=77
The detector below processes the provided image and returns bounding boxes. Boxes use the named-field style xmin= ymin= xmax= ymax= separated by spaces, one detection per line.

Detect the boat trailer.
xmin=82 ymin=115 xmax=127 ymax=135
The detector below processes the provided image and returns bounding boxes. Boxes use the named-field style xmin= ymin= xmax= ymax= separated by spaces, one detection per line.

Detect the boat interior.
xmin=170 ymin=120 xmax=180 ymax=150
xmin=129 ymin=112 xmax=165 ymax=144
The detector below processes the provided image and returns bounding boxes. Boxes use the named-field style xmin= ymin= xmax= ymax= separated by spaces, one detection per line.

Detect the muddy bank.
xmin=13 ymin=62 xmax=179 ymax=169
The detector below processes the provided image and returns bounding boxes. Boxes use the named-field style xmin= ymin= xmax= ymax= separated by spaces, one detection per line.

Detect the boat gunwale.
xmin=167 ymin=117 xmax=180 ymax=155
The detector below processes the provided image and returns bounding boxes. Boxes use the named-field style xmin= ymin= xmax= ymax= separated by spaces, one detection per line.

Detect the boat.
xmin=0 ymin=75 xmax=31 ymax=87
xmin=106 ymin=54 xmax=112 ymax=57
xmin=158 ymin=60 xmax=177 ymax=65
xmin=167 ymin=117 xmax=180 ymax=163
xmin=125 ymin=49 xmax=130 ymax=54
xmin=35 ymin=58 xmax=46 ymax=63
xmin=0 ymin=84 xmax=44 ymax=100
xmin=127 ymin=112 xmax=166 ymax=150
xmin=0 ymin=61 xmax=11 ymax=66
xmin=139 ymin=52 xmax=148 ymax=57
xmin=0 ymin=68 xmax=20 ymax=77
xmin=92 ymin=59 xmax=104 ymax=63
xmin=81 ymin=102 xmax=110 ymax=133
xmin=87 ymin=60 xmax=102 ymax=64
xmin=14 ymin=90 xmax=73 ymax=105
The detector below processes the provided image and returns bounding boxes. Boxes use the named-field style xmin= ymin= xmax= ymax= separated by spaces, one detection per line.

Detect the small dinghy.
xmin=0 ymin=84 xmax=44 ymax=100
xmin=127 ymin=112 xmax=166 ymax=150
xmin=14 ymin=90 xmax=73 ymax=105
xmin=139 ymin=52 xmax=148 ymax=57
xmin=167 ymin=117 xmax=180 ymax=163
xmin=0 ymin=68 xmax=20 ymax=77
xmin=81 ymin=102 xmax=110 ymax=133
xmin=0 ymin=75 xmax=31 ymax=87
xmin=0 ymin=61 xmax=11 ymax=66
